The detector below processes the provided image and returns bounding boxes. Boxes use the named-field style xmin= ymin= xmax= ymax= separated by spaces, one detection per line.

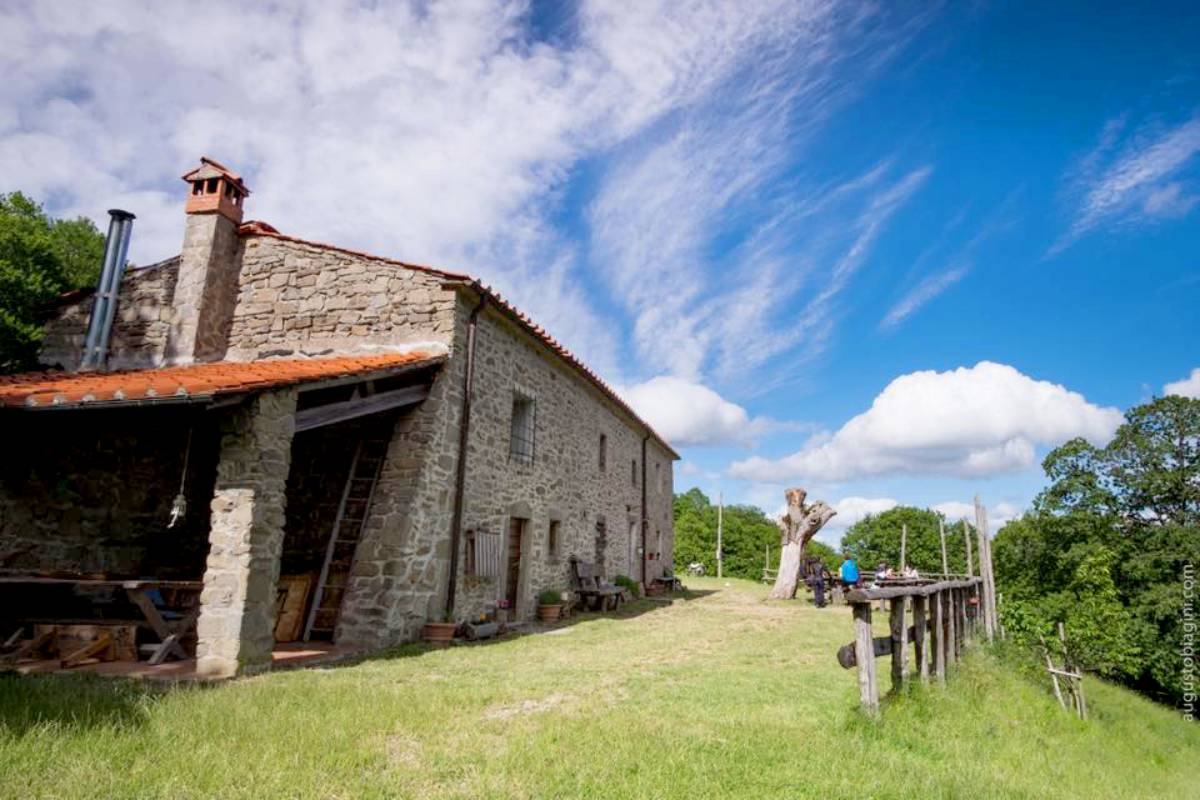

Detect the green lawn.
xmin=1 ymin=578 xmax=1195 ymax=799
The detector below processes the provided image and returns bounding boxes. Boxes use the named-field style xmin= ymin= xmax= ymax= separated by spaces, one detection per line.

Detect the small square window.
xmin=510 ymin=393 xmax=535 ymax=465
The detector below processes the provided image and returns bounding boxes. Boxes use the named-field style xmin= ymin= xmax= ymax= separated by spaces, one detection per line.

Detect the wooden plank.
xmin=4 ymin=628 xmax=53 ymax=661
xmin=890 ymin=597 xmax=908 ymax=692
xmin=1041 ymin=636 xmax=1066 ymax=709
xmin=912 ymin=595 xmax=928 ymax=683
xmin=61 ymin=633 xmax=112 ymax=667
xmin=2 ymin=627 xmax=23 ymax=649
xmin=853 ymin=603 xmax=878 ymax=717
xmin=125 ymin=588 xmax=172 ymax=639
xmin=845 ymin=577 xmax=981 ymax=603
xmin=837 ymin=634 xmax=893 ymax=668
xmin=294 ymin=384 xmax=429 ymax=433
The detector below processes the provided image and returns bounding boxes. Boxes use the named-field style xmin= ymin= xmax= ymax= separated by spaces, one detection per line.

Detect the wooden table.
xmin=0 ymin=577 xmax=203 ymax=664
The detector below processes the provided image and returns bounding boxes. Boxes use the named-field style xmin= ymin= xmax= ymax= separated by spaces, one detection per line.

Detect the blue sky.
xmin=3 ymin=1 xmax=1198 ymax=543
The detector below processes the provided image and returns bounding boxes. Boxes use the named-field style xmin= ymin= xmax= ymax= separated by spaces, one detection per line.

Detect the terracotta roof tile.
xmin=0 ymin=351 xmax=444 ymax=410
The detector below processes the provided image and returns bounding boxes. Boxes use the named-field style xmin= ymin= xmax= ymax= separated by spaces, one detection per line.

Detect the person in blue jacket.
xmin=839 ymin=557 xmax=859 ymax=589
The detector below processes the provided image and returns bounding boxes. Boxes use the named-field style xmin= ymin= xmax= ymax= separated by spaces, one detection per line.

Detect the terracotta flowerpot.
xmin=537 ymin=603 xmax=563 ymax=621
xmin=422 ymin=621 xmax=457 ymax=643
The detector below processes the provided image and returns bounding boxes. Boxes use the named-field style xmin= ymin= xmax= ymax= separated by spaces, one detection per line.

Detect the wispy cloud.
xmin=1050 ymin=111 xmax=1200 ymax=255
xmin=586 ymin=5 xmax=935 ymax=384
xmin=880 ymin=265 xmax=968 ymax=329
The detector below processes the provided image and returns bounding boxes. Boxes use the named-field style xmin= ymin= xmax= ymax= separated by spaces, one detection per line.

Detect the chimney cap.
xmin=181 ymin=156 xmax=250 ymax=196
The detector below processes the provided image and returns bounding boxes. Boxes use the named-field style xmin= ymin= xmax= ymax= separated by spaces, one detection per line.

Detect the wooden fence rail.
xmin=836 ymin=577 xmax=984 ymax=717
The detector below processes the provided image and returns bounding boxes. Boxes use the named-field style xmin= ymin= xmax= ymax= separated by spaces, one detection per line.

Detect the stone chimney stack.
xmin=164 ymin=157 xmax=250 ymax=365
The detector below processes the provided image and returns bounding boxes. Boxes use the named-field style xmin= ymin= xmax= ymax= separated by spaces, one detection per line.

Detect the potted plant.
xmin=422 ymin=612 xmax=457 ymax=644
xmin=537 ymin=589 xmax=564 ymax=621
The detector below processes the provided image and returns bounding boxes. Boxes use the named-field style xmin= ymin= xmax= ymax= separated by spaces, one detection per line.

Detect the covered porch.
xmin=0 ymin=351 xmax=443 ymax=678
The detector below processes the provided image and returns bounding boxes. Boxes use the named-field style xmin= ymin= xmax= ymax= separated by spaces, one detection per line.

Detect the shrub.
xmin=537 ymin=589 xmax=563 ymax=606
xmin=613 ymin=575 xmax=638 ymax=594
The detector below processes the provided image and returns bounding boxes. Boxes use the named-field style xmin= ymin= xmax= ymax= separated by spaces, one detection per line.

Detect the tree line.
xmin=673 ymin=396 xmax=1197 ymax=708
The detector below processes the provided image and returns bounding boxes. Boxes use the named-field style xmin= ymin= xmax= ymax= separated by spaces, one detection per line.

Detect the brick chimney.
xmin=164 ymin=157 xmax=250 ymax=365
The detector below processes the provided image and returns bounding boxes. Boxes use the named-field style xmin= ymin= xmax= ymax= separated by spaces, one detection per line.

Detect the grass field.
xmin=1 ymin=577 xmax=1195 ymax=799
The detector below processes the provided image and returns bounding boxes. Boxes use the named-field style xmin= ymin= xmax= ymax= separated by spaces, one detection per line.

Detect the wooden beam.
xmin=294 ymin=384 xmax=429 ymax=433
xmin=845 ymin=577 xmax=981 ymax=603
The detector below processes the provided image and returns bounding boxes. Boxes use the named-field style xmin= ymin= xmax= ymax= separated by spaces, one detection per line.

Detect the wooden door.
xmin=506 ymin=518 xmax=525 ymax=609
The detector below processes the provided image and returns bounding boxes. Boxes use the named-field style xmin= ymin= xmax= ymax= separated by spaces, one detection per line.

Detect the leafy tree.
xmin=1038 ymin=395 xmax=1199 ymax=527
xmin=0 ymin=192 xmax=104 ymax=372
xmin=995 ymin=396 xmax=1200 ymax=706
xmin=842 ymin=506 xmax=971 ymax=576
xmin=672 ymin=488 xmax=792 ymax=580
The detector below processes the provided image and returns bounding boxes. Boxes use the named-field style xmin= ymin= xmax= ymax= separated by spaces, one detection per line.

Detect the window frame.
xmin=508 ymin=390 xmax=536 ymax=466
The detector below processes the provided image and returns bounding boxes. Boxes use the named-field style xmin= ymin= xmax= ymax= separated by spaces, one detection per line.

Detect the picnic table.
xmin=0 ymin=577 xmax=203 ymax=664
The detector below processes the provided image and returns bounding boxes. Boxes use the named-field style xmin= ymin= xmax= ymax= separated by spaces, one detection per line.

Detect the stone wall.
xmin=195 ymin=389 xmax=297 ymax=678
xmin=39 ymin=258 xmax=181 ymax=371
xmin=334 ymin=288 xmax=676 ymax=646
xmin=448 ymin=302 xmax=677 ymax=621
xmin=0 ymin=406 xmax=217 ymax=578
xmin=223 ymin=236 xmax=457 ymax=361
xmin=335 ymin=331 xmax=466 ymax=647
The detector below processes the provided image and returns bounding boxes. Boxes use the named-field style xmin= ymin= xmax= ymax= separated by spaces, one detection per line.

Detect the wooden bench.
xmin=568 ymin=557 xmax=622 ymax=612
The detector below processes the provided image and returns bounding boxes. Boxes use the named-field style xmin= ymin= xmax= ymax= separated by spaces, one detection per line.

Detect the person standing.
xmin=812 ymin=560 xmax=827 ymax=608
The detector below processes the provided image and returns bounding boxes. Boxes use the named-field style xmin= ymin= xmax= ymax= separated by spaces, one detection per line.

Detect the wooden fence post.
xmin=912 ymin=595 xmax=928 ymax=683
xmin=946 ymin=590 xmax=958 ymax=667
xmin=974 ymin=497 xmax=996 ymax=642
xmin=890 ymin=597 xmax=908 ymax=691
xmin=933 ymin=590 xmax=945 ymax=685
xmin=939 ymin=518 xmax=949 ymax=576
xmin=958 ymin=588 xmax=968 ymax=649
xmin=853 ymin=603 xmax=879 ymax=717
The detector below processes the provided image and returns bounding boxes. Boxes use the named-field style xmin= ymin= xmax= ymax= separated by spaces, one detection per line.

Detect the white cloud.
xmin=827 ymin=496 xmax=898 ymax=530
xmin=730 ymin=361 xmax=1124 ymax=482
xmin=1164 ymin=367 xmax=1200 ymax=398
xmin=880 ymin=264 xmax=968 ymax=329
xmin=618 ymin=376 xmax=801 ymax=447
xmin=1051 ymin=111 xmax=1200 ymax=254
xmin=5 ymin=0 xmax=912 ymax=384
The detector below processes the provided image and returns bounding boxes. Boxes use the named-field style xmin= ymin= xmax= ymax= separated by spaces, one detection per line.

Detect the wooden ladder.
xmin=302 ymin=432 xmax=390 ymax=641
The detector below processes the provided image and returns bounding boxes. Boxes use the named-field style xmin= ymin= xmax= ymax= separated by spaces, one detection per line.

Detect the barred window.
xmin=510 ymin=392 xmax=536 ymax=465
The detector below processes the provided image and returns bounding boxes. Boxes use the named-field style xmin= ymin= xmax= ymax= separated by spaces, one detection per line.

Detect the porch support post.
xmin=196 ymin=389 xmax=297 ymax=678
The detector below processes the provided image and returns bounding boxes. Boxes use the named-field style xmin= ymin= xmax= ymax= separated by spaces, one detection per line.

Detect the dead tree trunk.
xmin=768 ymin=487 xmax=836 ymax=600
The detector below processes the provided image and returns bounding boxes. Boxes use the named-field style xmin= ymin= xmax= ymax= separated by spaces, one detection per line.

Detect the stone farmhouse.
xmin=0 ymin=158 xmax=677 ymax=678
